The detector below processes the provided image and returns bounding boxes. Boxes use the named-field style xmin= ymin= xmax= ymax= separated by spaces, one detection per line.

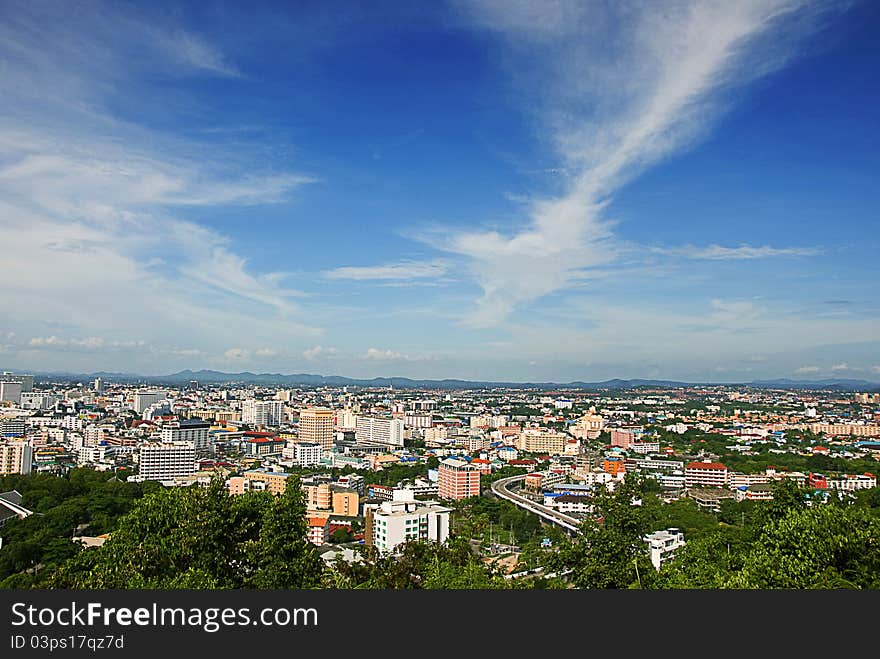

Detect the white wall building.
xmin=133 ymin=391 xmax=168 ymax=414
xmin=356 ymin=416 xmax=405 ymax=447
xmin=294 ymin=442 xmax=323 ymax=467
xmin=644 ymin=528 xmax=685 ymax=570
xmin=137 ymin=442 xmax=197 ymax=482
xmin=241 ymin=399 xmax=284 ymax=427
xmin=371 ymin=490 xmax=451 ymax=554
xmin=161 ymin=419 xmax=211 ymax=455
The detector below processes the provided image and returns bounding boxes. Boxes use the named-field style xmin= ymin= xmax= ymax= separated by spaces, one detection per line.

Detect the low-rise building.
xmin=644 ymin=528 xmax=685 ymax=570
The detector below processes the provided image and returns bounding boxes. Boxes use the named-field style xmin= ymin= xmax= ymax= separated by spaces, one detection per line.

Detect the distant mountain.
xmin=17 ymin=368 xmax=877 ymax=391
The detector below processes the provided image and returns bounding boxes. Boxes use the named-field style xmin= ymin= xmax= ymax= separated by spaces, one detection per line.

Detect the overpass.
xmin=490 ymin=475 xmax=583 ymax=535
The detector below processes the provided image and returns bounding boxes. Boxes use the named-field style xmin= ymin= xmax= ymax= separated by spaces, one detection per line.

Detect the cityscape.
xmin=1 ymin=370 xmax=879 ymax=588
xmin=1 ymin=1 xmax=879 ymax=593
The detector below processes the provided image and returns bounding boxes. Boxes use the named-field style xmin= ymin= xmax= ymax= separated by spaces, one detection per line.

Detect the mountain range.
xmin=11 ymin=368 xmax=879 ymax=391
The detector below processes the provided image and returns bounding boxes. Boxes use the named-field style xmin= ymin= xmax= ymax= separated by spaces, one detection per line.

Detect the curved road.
xmin=490 ymin=475 xmax=583 ymax=534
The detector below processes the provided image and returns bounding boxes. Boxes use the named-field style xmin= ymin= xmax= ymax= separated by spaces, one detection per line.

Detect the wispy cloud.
xmin=438 ymin=0 xmax=843 ymax=326
xmin=795 ymin=365 xmax=821 ymax=374
xmin=0 ymin=1 xmax=320 ymax=371
xmin=324 ymin=260 xmax=449 ymax=281
xmin=363 ymin=348 xmax=407 ymax=361
xmin=651 ymin=244 xmax=822 ymax=260
xmin=302 ymin=346 xmax=339 ymax=360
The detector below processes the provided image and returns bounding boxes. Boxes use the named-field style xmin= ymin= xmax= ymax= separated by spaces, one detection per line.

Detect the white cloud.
xmin=223 ymin=347 xmax=276 ymax=361
xmin=324 ymin=260 xmax=449 ymax=281
xmin=302 ymin=346 xmax=338 ymax=360
xmin=794 ymin=365 xmax=820 ymax=374
xmin=223 ymin=348 xmax=249 ymax=361
xmin=830 ymin=362 xmax=857 ymax=371
xmin=0 ymin=2 xmax=321 ymax=373
xmin=363 ymin=348 xmax=406 ymax=361
xmin=652 ymin=244 xmax=821 ymax=260
xmin=438 ymin=1 xmax=842 ymax=326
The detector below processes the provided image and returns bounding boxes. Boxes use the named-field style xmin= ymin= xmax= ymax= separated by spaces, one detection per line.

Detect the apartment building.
xmin=685 ymin=461 xmax=728 ymax=489
xmin=437 ymin=458 xmax=481 ymax=500
xmin=517 ymin=428 xmax=567 ymax=455
xmin=355 ymin=416 xmax=405 ymax=447
xmin=0 ymin=441 xmax=33 ymax=475
xmin=241 ymin=399 xmax=284 ymax=427
xmin=299 ymin=407 xmax=335 ymax=449
xmin=161 ymin=418 xmax=211 ymax=455
xmin=137 ymin=442 xmax=196 ymax=482
xmin=369 ymin=489 xmax=451 ymax=554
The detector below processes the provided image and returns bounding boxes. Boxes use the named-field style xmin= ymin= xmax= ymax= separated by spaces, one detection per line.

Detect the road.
xmin=490 ymin=474 xmax=583 ymax=534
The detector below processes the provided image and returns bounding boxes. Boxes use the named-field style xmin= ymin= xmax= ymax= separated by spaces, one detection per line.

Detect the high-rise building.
xmin=437 ymin=458 xmax=481 ymax=500
xmin=133 ymin=391 xmax=168 ymax=414
xmin=0 ymin=441 xmax=34 ymax=475
xmin=355 ymin=416 xmax=405 ymax=447
xmin=299 ymin=407 xmax=335 ymax=449
xmin=93 ymin=377 xmax=104 ymax=393
xmin=241 ymin=399 xmax=284 ymax=426
xmin=161 ymin=419 xmax=211 ymax=455
xmin=0 ymin=373 xmax=33 ymax=393
xmin=0 ymin=382 xmax=23 ymax=404
xmin=137 ymin=442 xmax=196 ymax=482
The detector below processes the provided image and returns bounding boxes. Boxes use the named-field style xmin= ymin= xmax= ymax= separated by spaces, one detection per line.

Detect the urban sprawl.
xmin=1 ymin=371 xmax=879 ymax=584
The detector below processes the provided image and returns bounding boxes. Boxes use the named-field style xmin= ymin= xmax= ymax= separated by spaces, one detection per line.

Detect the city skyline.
xmin=1 ymin=0 xmax=879 ymax=382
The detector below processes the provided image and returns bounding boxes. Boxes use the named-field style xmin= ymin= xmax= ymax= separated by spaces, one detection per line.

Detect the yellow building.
xmin=299 ymin=408 xmax=335 ymax=449
xmin=517 ymin=428 xmax=567 ymax=454
xmin=332 ymin=489 xmax=359 ymax=517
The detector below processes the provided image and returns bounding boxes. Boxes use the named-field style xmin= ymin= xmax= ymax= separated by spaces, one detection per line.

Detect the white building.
xmin=336 ymin=409 xmax=358 ymax=430
xmin=133 ymin=391 xmax=168 ymax=414
xmin=370 ymin=490 xmax=451 ymax=554
xmin=241 ymin=399 xmax=284 ymax=427
xmin=19 ymin=392 xmax=61 ymax=410
xmin=161 ymin=419 xmax=211 ymax=455
xmin=827 ymin=474 xmax=877 ymax=491
xmin=0 ymin=441 xmax=33 ymax=475
xmin=294 ymin=442 xmax=323 ymax=467
xmin=0 ymin=418 xmax=26 ymax=438
xmin=404 ymin=412 xmax=433 ymax=429
xmin=137 ymin=442 xmax=197 ymax=482
xmin=644 ymin=528 xmax=685 ymax=570
xmin=356 ymin=416 xmax=405 ymax=447
xmin=553 ymin=399 xmax=573 ymax=410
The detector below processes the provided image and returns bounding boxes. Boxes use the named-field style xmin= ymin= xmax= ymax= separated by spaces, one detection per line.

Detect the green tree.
xmin=548 ymin=474 xmax=655 ymax=589
xmin=249 ymin=476 xmax=325 ymax=588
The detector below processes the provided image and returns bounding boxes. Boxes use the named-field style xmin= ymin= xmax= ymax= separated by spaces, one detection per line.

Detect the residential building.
xmin=331 ymin=488 xmax=359 ymax=516
xmin=308 ymin=515 xmax=330 ymax=546
xmin=161 ymin=418 xmax=211 ymax=455
xmin=644 ymin=529 xmax=686 ymax=570
xmin=356 ymin=416 xmax=405 ymax=447
xmin=437 ymin=458 xmax=481 ymax=500
xmin=685 ymin=461 xmax=728 ymax=489
xmin=241 ymin=399 xmax=284 ymax=427
xmin=517 ymin=428 xmax=567 ymax=454
xmin=137 ymin=442 xmax=196 ymax=482
xmin=227 ymin=470 xmax=291 ymax=496
xmin=294 ymin=442 xmax=323 ymax=467
xmin=0 ymin=441 xmax=33 ymax=475
xmin=299 ymin=407 xmax=335 ymax=449
xmin=370 ymin=489 xmax=451 ymax=554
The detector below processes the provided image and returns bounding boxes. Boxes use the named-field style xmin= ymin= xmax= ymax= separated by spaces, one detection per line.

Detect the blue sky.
xmin=0 ymin=0 xmax=878 ymax=382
